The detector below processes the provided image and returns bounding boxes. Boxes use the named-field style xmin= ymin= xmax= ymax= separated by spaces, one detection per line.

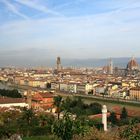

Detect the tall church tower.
xmin=56 ymin=57 xmax=61 ymax=71
xmin=109 ymin=58 xmax=113 ymax=75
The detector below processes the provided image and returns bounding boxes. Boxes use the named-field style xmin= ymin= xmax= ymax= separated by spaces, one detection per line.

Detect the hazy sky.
xmin=0 ymin=0 xmax=140 ymax=66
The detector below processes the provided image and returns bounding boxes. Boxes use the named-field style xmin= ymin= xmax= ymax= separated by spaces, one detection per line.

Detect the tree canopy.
xmin=61 ymin=97 xmax=102 ymax=117
xmin=0 ymin=89 xmax=22 ymax=98
xmin=120 ymin=107 xmax=128 ymax=120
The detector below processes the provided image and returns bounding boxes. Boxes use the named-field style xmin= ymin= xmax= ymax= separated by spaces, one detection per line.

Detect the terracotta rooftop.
xmin=0 ymin=97 xmax=26 ymax=104
xmin=38 ymin=92 xmax=54 ymax=98
xmin=32 ymin=92 xmax=54 ymax=101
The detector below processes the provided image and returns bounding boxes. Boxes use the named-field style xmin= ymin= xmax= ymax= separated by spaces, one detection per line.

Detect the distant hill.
xmin=1 ymin=57 xmax=140 ymax=68
xmin=61 ymin=57 xmax=140 ymax=68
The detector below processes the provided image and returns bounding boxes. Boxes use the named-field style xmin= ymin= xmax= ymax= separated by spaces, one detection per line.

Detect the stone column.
xmin=102 ymin=105 xmax=107 ymax=131
xmin=27 ymin=90 xmax=32 ymax=109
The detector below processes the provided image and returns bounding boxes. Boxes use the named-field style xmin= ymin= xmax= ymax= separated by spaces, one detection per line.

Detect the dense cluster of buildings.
xmin=0 ymin=56 xmax=140 ymax=110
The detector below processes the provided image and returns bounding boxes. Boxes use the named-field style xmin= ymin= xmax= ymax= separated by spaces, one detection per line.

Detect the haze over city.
xmin=1 ymin=1 xmax=140 ymax=140
xmin=0 ymin=0 xmax=140 ymax=66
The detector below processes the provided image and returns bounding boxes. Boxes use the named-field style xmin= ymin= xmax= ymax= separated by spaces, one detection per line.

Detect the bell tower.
xmin=56 ymin=57 xmax=61 ymax=71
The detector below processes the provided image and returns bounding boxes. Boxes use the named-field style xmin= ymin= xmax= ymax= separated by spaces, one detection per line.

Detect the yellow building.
xmin=129 ymin=88 xmax=140 ymax=100
xmin=122 ymin=82 xmax=129 ymax=87
xmin=28 ymin=79 xmax=47 ymax=88
xmin=19 ymin=79 xmax=25 ymax=85
xmin=111 ymin=85 xmax=118 ymax=90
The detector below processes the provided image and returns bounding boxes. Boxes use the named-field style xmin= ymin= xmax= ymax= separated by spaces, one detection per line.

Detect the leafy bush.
xmin=0 ymin=89 xmax=22 ymax=98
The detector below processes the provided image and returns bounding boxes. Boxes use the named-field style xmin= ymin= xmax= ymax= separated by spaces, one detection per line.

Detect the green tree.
xmin=39 ymin=114 xmax=48 ymax=127
xmin=22 ymin=108 xmax=35 ymax=125
xmin=120 ymin=107 xmax=128 ymax=120
xmin=89 ymin=102 xmax=102 ymax=115
xmin=54 ymin=95 xmax=63 ymax=120
xmin=17 ymin=108 xmax=39 ymax=136
xmin=70 ymin=97 xmax=86 ymax=116
xmin=0 ymin=110 xmax=20 ymax=139
xmin=52 ymin=112 xmax=88 ymax=140
xmin=38 ymin=113 xmax=54 ymax=126
xmin=108 ymin=112 xmax=118 ymax=125
xmin=0 ymin=89 xmax=22 ymax=98
xmin=52 ymin=112 xmax=74 ymax=140
xmin=61 ymin=97 xmax=72 ymax=112
xmin=61 ymin=97 xmax=102 ymax=117
xmin=120 ymin=120 xmax=140 ymax=140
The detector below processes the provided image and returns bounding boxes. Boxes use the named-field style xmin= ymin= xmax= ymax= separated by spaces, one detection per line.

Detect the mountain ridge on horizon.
xmin=0 ymin=57 xmax=140 ymax=68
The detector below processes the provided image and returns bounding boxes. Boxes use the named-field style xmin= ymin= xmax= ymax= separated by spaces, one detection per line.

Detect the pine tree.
xmin=109 ymin=112 xmax=118 ymax=125
xmin=120 ymin=107 xmax=128 ymax=120
xmin=54 ymin=95 xmax=63 ymax=120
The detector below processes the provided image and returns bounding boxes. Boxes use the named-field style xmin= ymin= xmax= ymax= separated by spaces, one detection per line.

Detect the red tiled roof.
xmin=32 ymin=92 xmax=54 ymax=101
xmin=39 ymin=92 xmax=54 ymax=98
xmin=89 ymin=113 xmax=110 ymax=119
xmin=0 ymin=97 xmax=26 ymax=104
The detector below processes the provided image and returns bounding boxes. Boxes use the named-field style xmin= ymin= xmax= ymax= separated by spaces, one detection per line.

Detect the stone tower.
xmin=109 ymin=58 xmax=113 ymax=75
xmin=56 ymin=57 xmax=61 ymax=71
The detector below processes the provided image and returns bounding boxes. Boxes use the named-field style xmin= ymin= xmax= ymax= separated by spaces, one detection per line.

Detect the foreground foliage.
xmin=0 ymin=89 xmax=22 ymax=98
xmin=62 ymin=97 xmax=102 ymax=116
xmin=120 ymin=119 xmax=140 ymax=140
xmin=52 ymin=112 xmax=89 ymax=140
xmin=0 ymin=96 xmax=140 ymax=140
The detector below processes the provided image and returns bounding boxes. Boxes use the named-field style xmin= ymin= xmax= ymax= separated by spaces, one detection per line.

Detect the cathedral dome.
xmin=127 ymin=57 xmax=138 ymax=70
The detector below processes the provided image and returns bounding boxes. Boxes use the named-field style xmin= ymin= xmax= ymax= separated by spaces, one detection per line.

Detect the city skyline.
xmin=0 ymin=0 xmax=140 ymax=66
